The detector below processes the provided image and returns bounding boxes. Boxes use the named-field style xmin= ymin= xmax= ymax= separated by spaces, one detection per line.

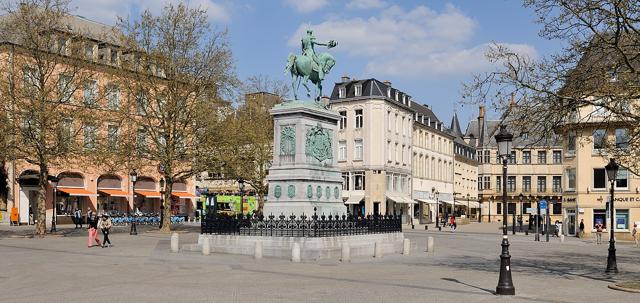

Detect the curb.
xmin=608 ymin=283 xmax=640 ymax=293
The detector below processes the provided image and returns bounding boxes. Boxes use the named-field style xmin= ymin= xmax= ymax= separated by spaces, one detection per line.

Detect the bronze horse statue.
xmin=285 ymin=52 xmax=336 ymax=103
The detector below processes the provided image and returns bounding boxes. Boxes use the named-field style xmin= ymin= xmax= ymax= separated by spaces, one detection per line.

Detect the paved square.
xmin=0 ymin=223 xmax=638 ymax=303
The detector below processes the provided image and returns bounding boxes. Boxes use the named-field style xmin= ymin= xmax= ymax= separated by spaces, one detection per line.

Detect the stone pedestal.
xmin=263 ymin=100 xmax=347 ymax=217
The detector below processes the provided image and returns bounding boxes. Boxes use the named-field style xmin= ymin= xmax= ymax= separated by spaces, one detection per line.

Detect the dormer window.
xmin=395 ymin=91 xmax=399 ymax=101
xmin=339 ymin=86 xmax=346 ymax=98
xmin=386 ymin=87 xmax=391 ymax=98
xmin=354 ymin=84 xmax=362 ymax=97
xmin=402 ymin=95 xmax=406 ymax=105
xmin=607 ymin=68 xmax=618 ymax=82
xmin=84 ymin=43 xmax=94 ymax=59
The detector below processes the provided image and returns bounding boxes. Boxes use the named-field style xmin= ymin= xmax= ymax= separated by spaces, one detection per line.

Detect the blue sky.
xmin=74 ymin=0 xmax=561 ymax=129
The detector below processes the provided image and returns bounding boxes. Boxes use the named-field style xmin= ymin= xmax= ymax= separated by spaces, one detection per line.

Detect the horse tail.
xmin=284 ymin=53 xmax=295 ymax=74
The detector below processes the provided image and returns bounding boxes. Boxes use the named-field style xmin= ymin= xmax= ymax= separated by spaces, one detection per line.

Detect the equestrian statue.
xmin=285 ymin=29 xmax=337 ymax=104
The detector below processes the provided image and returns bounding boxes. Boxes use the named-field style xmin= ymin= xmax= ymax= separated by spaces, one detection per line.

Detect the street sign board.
xmin=526 ymin=208 xmax=535 ymax=214
xmin=539 ymin=200 xmax=548 ymax=210
xmin=540 ymin=208 xmax=547 ymax=215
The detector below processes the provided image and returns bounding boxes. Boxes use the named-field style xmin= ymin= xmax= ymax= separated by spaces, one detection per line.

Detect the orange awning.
xmin=98 ymin=189 xmax=130 ymax=197
xmin=135 ymin=190 xmax=161 ymax=198
xmin=58 ymin=187 xmax=98 ymax=197
xmin=171 ymin=191 xmax=197 ymax=199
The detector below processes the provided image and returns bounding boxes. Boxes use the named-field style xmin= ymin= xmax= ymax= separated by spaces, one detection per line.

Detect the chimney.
xmin=341 ymin=75 xmax=350 ymax=82
xmin=321 ymin=96 xmax=330 ymax=107
xmin=510 ymin=93 xmax=516 ymax=107
xmin=383 ymin=80 xmax=391 ymax=86
xmin=478 ymin=105 xmax=485 ymax=119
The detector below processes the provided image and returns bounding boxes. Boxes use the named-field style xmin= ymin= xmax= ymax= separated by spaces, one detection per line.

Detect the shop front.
xmin=56 ymin=172 xmax=98 ymax=224
xmin=170 ymin=181 xmax=197 ymax=217
xmin=96 ymin=174 xmax=130 ymax=215
xmin=564 ymin=194 xmax=640 ymax=240
xmin=133 ymin=176 xmax=161 ymax=213
xmin=343 ymin=191 xmax=364 ymax=216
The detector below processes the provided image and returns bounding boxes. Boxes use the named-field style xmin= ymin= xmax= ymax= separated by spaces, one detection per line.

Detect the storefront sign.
xmin=612 ymin=196 xmax=640 ymax=202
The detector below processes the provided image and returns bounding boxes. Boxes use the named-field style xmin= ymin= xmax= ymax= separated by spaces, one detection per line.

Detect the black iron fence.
xmin=201 ymin=208 xmax=402 ymax=237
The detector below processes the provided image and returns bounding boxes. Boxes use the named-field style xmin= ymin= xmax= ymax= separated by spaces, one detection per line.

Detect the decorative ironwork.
xmin=201 ymin=208 xmax=402 ymax=237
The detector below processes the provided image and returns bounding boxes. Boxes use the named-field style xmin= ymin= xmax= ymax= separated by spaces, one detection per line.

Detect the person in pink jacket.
xmin=87 ymin=212 xmax=102 ymax=248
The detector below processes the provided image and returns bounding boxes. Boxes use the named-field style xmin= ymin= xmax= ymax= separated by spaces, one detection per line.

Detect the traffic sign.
xmin=526 ymin=208 xmax=535 ymax=214
xmin=539 ymin=200 xmax=548 ymax=209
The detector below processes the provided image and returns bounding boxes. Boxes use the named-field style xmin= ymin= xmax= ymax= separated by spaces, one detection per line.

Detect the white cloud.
xmin=284 ymin=0 xmax=329 ymax=13
xmin=73 ymin=0 xmax=230 ymax=26
xmin=288 ymin=4 xmax=537 ymax=77
xmin=347 ymin=0 xmax=386 ymax=10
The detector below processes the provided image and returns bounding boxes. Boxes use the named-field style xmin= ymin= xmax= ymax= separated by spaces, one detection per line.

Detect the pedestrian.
xmin=444 ymin=213 xmax=449 ymax=227
xmin=595 ymin=223 xmax=603 ymax=245
xmin=555 ymin=220 xmax=562 ymax=237
xmin=450 ymin=215 xmax=456 ymax=232
xmin=632 ymin=223 xmax=638 ymax=248
xmin=100 ymin=214 xmax=113 ymax=248
xmin=579 ymin=219 xmax=585 ymax=238
xmin=87 ymin=212 xmax=102 ymax=248
xmin=74 ymin=208 xmax=82 ymax=229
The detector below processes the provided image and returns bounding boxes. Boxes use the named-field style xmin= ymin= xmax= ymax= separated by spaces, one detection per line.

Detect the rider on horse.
xmin=301 ymin=29 xmax=336 ymax=81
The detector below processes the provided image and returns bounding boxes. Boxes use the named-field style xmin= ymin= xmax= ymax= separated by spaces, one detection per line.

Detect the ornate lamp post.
xmin=605 ymin=158 xmax=619 ymax=273
xmin=495 ymin=125 xmax=515 ymax=295
xmin=129 ymin=170 xmax=138 ymax=235
xmin=466 ymin=193 xmax=470 ymax=219
xmin=238 ymin=179 xmax=245 ymax=216
xmin=435 ymin=190 xmax=441 ymax=231
xmin=49 ymin=176 xmax=59 ymax=233
xmin=159 ymin=177 xmax=165 ymax=229
xmin=518 ymin=193 xmax=524 ymax=233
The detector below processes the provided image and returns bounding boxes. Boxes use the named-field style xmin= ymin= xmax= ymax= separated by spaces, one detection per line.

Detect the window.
xmin=616 ymin=169 xmax=628 ymax=189
xmin=593 ymin=129 xmax=606 ymax=150
xmin=83 ymin=124 xmax=97 ymax=150
xmin=522 ymin=151 xmax=531 ymax=164
xmin=339 ymin=111 xmax=347 ymax=130
xmin=508 ymin=203 xmax=516 ymax=215
xmin=85 ymin=44 xmax=94 ymax=59
xmin=593 ymin=99 xmax=607 ymax=116
xmin=552 ymin=176 xmax=562 ymax=193
xmin=496 ymin=202 xmax=502 ymax=214
xmin=387 ymin=141 xmax=392 ymax=162
xmin=521 ymin=132 xmax=529 ymax=140
xmin=537 ymin=151 xmax=547 ymax=164
xmin=484 ymin=150 xmax=490 ymax=163
xmin=83 ymin=80 xmax=97 ymax=106
xmin=354 ymin=85 xmax=362 ymax=97
xmin=507 ymin=176 xmax=516 ymax=192
xmin=23 ymin=67 xmax=39 ymax=92
xmin=615 ymin=128 xmax=629 ymax=150
xmin=106 ymin=85 xmax=119 ymax=110
xmin=107 ymin=125 xmax=118 ymax=149
xmin=553 ymin=151 xmax=562 ymax=164
xmin=509 ymin=151 xmax=516 ymax=164
xmin=355 ymin=109 xmax=363 ymax=128
xmin=136 ymin=128 xmax=147 ymax=154
xmin=338 ymin=86 xmax=346 ymax=98
xmin=136 ymin=92 xmax=148 ymax=115
xmin=496 ymin=176 xmax=502 ymax=192
xmin=342 ymin=172 xmax=350 ymax=190
xmin=354 ymin=139 xmax=363 ymax=160
xmin=354 ymin=171 xmax=365 ymax=190
xmin=484 ymin=176 xmax=491 ymax=190
xmin=593 ymin=168 xmax=606 ymax=189
xmin=478 ymin=175 xmax=484 ymax=190
xmin=537 ymin=176 xmax=546 ymax=193
xmin=60 ymin=118 xmax=73 ymax=148
xmin=395 ymin=91 xmax=399 ymax=101
xmin=58 ymin=75 xmax=74 ymax=103
xmin=386 ymin=174 xmax=392 ymax=191
xmin=386 ymin=87 xmax=391 ymax=98
xmin=616 ymin=209 xmax=629 ymax=230
xmin=567 ymin=132 xmax=576 ymax=153
xmin=395 ymin=143 xmax=399 ymax=163
xmin=553 ymin=202 xmax=562 ymax=214
xmin=338 ymin=141 xmax=347 ymax=161
xmin=593 ymin=209 xmax=606 ymax=229
xmin=387 ymin=111 xmax=391 ymax=131
xmin=402 ymin=117 xmax=406 ymax=136
xmin=567 ymin=169 xmax=576 ymax=191
xmin=523 ymin=176 xmax=531 ymax=192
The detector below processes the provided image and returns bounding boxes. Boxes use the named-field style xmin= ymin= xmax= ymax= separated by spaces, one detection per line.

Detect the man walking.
xmin=74 ymin=208 xmax=82 ymax=229
xmin=595 ymin=223 xmax=603 ymax=245
xmin=632 ymin=223 xmax=638 ymax=248
xmin=578 ymin=219 xmax=585 ymax=238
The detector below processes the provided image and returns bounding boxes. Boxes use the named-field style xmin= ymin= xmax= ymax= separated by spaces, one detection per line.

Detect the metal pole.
xmin=130 ymin=181 xmax=137 ymax=235
xmin=50 ymin=186 xmax=57 ymax=233
xmin=535 ymin=201 xmax=540 ymax=241
xmin=496 ymin=157 xmax=515 ymax=295
xmin=512 ymin=204 xmax=516 ymax=235
xmin=546 ymin=202 xmax=550 ymax=242
xmin=606 ymin=180 xmax=618 ymax=273
xmin=436 ymin=196 xmax=441 ymax=231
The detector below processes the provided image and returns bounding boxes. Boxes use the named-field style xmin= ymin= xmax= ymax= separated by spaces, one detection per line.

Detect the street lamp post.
xmin=129 ymin=170 xmax=138 ymax=235
xmin=605 ymin=158 xmax=619 ymax=273
xmin=489 ymin=196 xmax=493 ymax=223
xmin=518 ymin=193 xmax=524 ymax=233
xmin=466 ymin=193 xmax=470 ymax=220
xmin=436 ymin=191 xmax=441 ymax=231
xmin=159 ymin=177 xmax=165 ymax=230
xmin=238 ymin=179 xmax=245 ymax=216
xmin=49 ymin=176 xmax=59 ymax=233
xmin=495 ymin=125 xmax=515 ymax=295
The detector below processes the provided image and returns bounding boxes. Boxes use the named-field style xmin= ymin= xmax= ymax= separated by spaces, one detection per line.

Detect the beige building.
xmin=329 ymin=78 xmax=414 ymax=222
xmin=558 ymin=103 xmax=640 ymax=240
xmin=466 ymin=106 xmax=564 ymax=227
xmin=449 ymin=113 xmax=479 ymax=221
xmin=411 ymin=103 xmax=454 ymax=224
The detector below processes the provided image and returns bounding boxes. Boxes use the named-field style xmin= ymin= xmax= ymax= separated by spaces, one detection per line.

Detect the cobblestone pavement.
xmin=0 ymin=222 xmax=637 ymax=303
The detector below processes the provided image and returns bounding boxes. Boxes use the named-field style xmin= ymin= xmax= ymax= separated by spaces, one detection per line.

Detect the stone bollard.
xmin=291 ymin=242 xmax=301 ymax=263
xmin=202 ymin=235 xmax=211 ymax=256
xmin=403 ymin=238 xmax=411 ymax=255
xmin=560 ymin=234 xmax=565 ymax=243
xmin=426 ymin=236 xmax=434 ymax=253
xmin=170 ymin=232 xmax=179 ymax=253
xmin=374 ymin=241 xmax=383 ymax=258
xmin=254 ymin=240 xmax=263 ymax=260
xmin=341 ymin=242 xmax=351 ymax=263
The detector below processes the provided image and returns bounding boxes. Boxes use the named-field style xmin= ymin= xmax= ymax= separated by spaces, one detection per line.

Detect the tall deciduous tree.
xmin=116 ymin=3 xmax=235 ymax=231
xmin=0 ymin=0 xmax=105 ymax=235
xmin=221 ymin=76 xmax=287 ymax=214
xmin=464 ymin=0 xmax=640 ymax=170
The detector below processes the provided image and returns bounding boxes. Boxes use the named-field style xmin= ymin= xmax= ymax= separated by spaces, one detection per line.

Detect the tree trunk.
xmin=35 ymin=165 xmax=48 ymax=236
xmin=160 ymin=178 xmax=172 ymax=233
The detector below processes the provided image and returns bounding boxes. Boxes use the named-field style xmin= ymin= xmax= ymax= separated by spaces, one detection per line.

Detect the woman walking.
xmin=100 ymin=214 xmax=113 ymax=248
xmin=87 ymin=212 xmax=102 ymax=248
